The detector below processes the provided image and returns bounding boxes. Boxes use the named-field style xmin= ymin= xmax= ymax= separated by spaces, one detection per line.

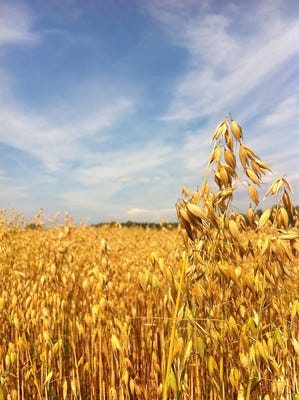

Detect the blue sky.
xmin=0 ymin=0 xmax=298 ymax=224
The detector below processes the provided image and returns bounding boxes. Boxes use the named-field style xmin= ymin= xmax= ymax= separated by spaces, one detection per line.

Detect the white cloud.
xmin=260 ymin=97 xmax=298 ymax=128
xmin=77 ymin=99 xmax=133 ymax=137
xmin=127 ymin=207 xmax=176 ymax=222
xmin=165 ymin=23 xmax=299 ymax=121
xmin=0 ymin=181 xmax=29 ymax=200
xmin=0 ymin=169 xmax=9 ymax=182
xmin=146 ymin=1 xmax=299 ymax=122
xmin=55 ymin=138 xmax=179 ymax=222
xmin=75 ymin=141 xmax=171 ymax=186
xmin=0 ymin=96 xmax=134 ymax=171
xmin=58 ymin=192 xmax=177 ymax=224
xmin=0 ymin=3 xmax=40 ymax=46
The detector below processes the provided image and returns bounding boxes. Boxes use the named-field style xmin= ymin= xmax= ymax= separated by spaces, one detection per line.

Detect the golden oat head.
xmin=282 ymin=190 xmax=293 ymax=213
xmin=247 ymin=184 xmax=259 ymax=206
xmin=278 ymin=206 xmax=289 ymax=229
xmin=258 ymin=207 xmax=272 ymax=227
xmin=190 ymin=189 xmax=201 ymax=204
xmin=186 ymin=202 xmax=207 ymax=222
xmin=181 ymin=186 xmax=190 ymax=197
xmin=254 ymin=158 xmax=272 ymax=172
xmin=229 ymin=114 xmax=243 ymax=142
xmin=238 ymin=145 xmax=248 ymax=171
xmin=265 ymin=178 xmax=284 ymax=197
xmin=245 ymin=168 xmax=260 ymax=186
xmin=250 ymin=159 xmax=263 ymax=177
xmin=224 ymin=149 xmax=236 ymax=169
xmin=219 ymin=164 xmax=231 ymax=187
xmin=211 ymin=119 xmax=229 ymax=142
xmin=228 ymin=219 xmax=239 ymax=239
xmin=214 ymin=145 xmax=222 ymax=164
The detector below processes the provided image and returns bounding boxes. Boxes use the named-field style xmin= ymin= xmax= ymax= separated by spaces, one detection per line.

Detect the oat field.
xmin=1 ymin=117 xmax=299 ymax=400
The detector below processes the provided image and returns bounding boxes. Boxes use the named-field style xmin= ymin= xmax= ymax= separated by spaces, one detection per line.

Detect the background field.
xmin=0 ymin=217 xmax=299 ymax=399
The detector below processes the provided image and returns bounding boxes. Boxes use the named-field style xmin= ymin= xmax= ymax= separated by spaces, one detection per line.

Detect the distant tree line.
xmin=91 ymin=221 xmax=179 ymax=230
xmin=24 ymin=206 xmax=299 ymax=230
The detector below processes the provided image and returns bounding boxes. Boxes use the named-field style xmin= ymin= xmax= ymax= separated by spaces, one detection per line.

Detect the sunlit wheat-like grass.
xmin=0 ymin=116 xmax=299 ymax=400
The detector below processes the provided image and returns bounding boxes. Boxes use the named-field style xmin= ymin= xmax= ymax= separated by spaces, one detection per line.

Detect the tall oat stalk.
xmin=162 ymin=251 xmax=187 ymax=400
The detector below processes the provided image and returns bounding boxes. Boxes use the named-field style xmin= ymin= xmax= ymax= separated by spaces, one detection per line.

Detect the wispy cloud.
xmin=0 ymin=179 xmax=29 ymax=200
xmin=75 ymin=141 xmax=171 ymax=185
xmin=127 ymin=207 xmax=176 ymax=222
xmin=76 ymin=99 xmax=133 ymax=137
xmin=0 ymin=95 xmax=134 ymax=171
xmin=146 ymin=1 xmax=299 ymax=122
xmin=260 ymin=97 xmax=298 ymax=129
xmin=0 ymin=3 xmax=40 ymax=46
xmin=0 ymin=169 xmax=9 ymax=182
xmin=170 ymin=24 xmax=299 ymax=121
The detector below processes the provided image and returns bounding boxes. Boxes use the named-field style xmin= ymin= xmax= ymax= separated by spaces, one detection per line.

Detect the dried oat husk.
xmin=230 ymin=114 xmax=243 ymax=142
xmin=248 ymin=184 xmax=259 ymax=206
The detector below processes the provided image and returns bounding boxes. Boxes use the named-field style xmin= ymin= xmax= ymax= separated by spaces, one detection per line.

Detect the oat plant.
xmin=174 ymin=114 xmax=299 ymax=399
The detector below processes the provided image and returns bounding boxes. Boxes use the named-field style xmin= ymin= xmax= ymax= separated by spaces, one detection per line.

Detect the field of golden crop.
xmin=0 ymin=220 xmax=184 ymax=399
xmin=1 ymin=117 xmax=299 ymax=400
xmin=0 ymin=216 xmax=298 ymax=400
